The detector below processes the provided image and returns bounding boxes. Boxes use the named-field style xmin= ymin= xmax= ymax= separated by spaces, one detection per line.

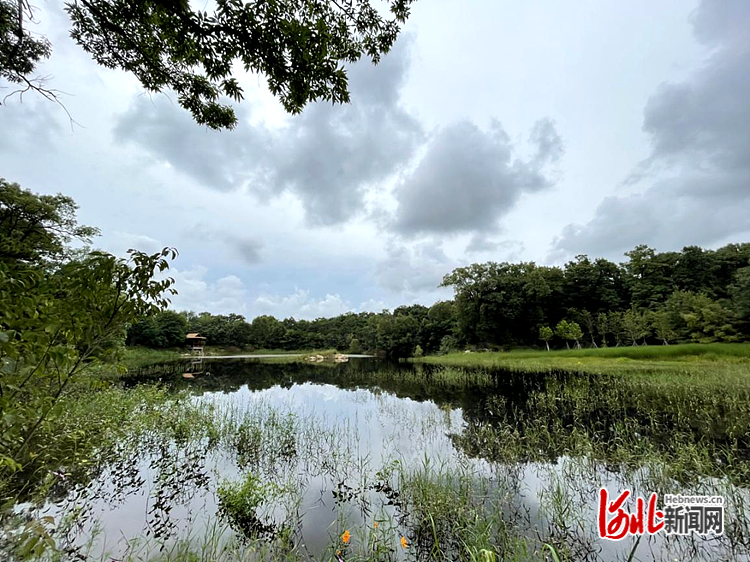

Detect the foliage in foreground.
xmin=0 ymin=180 xmax=179 ymax=557
xmin=3 ymin=0 xmax=415 ymax=129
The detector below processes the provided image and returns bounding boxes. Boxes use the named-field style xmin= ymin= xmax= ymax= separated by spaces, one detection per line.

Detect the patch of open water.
xmin=30 ymin=358 xmax=750 ymax=561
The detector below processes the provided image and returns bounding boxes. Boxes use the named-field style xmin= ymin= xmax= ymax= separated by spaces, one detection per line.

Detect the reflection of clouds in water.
xmin=41 ymin=375 xmax=748 ymax=562
xmin=214 ymin=382 xmax=464 ymax=465
xmin=66 ymin=381 xmax=470 ymax=559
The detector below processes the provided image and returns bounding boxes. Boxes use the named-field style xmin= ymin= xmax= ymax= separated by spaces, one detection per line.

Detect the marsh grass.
xmin=5 ymin=355 xmax=750 ymax=562
xmin=434 ymin=342 xmax=750 ymax=361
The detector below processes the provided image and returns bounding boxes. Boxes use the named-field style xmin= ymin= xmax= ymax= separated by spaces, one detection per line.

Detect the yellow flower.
xmin=400 ymin=536 xmax=408 ymax=549
xmin=373 ymin=522 xmax=378 ymax=528
xmin=336 ymin=550 xmax=341 ymax=556
xmin=342 ymin=530 xmax=351 ymax=544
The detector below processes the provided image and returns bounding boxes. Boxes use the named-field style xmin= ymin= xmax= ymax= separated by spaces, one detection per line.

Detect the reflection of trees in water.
xmin=66 ymin=431 xmax=210 ymax=527
xmin=21 ymin=359 xmax=750 ymax=562
xmin=127 ymin=358 xmax=472 ymax=403
xmin=447 ymin=372 xmax=750 ymax=558
xmin=453 ymin=371 xmax=750 ymax=484
xmin=128 ymin=359 xmax=750 ymax=485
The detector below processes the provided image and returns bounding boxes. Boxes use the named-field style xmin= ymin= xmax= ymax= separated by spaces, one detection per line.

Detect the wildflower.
xmin=400 ymin=536 xmax=409 ymax=549
xmin=373 ymin=521 xmax=378 ymax=528
xmin=342 ymin=530 xmax=351 ymax=544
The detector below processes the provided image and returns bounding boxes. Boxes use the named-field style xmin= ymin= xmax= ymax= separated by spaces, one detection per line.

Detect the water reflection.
xmin=39 ymin=359 xmax=750 ymax=561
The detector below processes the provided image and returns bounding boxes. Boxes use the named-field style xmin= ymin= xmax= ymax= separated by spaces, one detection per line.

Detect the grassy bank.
xmin=241 ymin=348 xmax=340 ymax=356
xmin=121 ymin=347 xmax=183 ymax=367
xmin=415 ymin=342 xmax=750 ymax=377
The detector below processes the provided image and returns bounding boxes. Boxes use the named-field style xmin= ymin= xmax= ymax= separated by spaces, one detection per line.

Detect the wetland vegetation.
xmin=3 ymin=357 xmax=750 ymax=561
xmin=417 ymin=342 xmax=750 ymax=377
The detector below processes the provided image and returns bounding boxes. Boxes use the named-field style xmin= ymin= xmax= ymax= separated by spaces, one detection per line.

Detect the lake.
xmin=22 ymin=358 xmax=750 ymax=561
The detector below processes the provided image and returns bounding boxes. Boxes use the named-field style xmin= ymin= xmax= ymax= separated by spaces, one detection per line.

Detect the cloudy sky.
xmin=1 ymin=0 xmax=748 ymax=319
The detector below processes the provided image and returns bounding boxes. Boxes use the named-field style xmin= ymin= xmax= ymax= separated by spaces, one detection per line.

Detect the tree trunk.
xmin=545 ymin=341 xmax=550 ymax=351
xmin=566 ymin=341 xmax=570 ymax=349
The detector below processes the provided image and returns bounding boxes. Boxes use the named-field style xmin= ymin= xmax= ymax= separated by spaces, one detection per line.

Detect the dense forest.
xmin=128 ymin=243 xmax=750 ymax=357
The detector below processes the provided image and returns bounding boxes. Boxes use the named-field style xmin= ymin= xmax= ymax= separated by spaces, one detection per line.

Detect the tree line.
xmin=128 ymin=243 xmax=750 ymax=357
xmin=442 ymin=245 xmax=749 ymax=350
xmin=127 ymin=303 xmax=457 ymax=359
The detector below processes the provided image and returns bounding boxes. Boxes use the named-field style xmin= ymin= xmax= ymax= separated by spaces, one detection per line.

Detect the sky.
xmin=1 ymin=0 xmax=748 ymax=320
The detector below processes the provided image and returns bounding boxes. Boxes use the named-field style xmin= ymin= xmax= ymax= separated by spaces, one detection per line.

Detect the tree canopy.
xmin=0 ymin=179 xmax=99 ymax=265
xmin=1 ymin=0 xmax=415 ymax=128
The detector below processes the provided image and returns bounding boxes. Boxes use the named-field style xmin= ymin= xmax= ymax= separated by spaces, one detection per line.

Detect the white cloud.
xmin=253 ymin=290 xmax=351 ymax=320
xmin=376 ymin=241 xmax=456 ymax=298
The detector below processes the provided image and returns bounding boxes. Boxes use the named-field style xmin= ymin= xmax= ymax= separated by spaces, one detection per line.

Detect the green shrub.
xmin=217 ymin=472 xmax=282 ymax=540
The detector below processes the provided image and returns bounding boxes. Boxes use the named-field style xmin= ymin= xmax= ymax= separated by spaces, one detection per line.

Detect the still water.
xmin=40 ymin=359 xmax=750 ymax=561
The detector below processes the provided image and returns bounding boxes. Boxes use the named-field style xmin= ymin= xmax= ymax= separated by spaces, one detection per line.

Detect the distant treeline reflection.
xmin=133 ymin=359 xmax=750 ymax=485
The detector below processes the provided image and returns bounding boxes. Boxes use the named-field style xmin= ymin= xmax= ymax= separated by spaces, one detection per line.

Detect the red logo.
xmin=597 ymin=488 xmax=664 ymax=540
